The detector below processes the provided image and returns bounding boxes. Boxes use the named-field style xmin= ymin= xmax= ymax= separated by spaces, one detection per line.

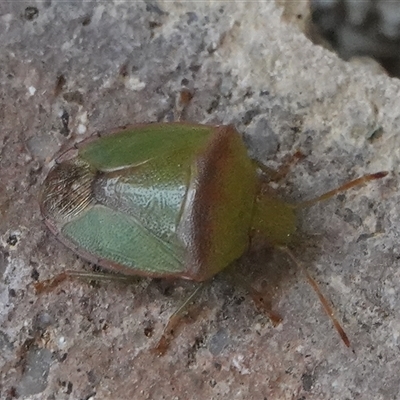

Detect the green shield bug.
xmin=39 ymin=122 xmax=388 ymax=353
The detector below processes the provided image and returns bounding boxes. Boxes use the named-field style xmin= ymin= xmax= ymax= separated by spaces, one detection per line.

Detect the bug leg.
xmin=256 ymin=150 xmax=304 ymax=182
xmin=34 ymin=271 xmax=69 ymax=293
xmin=277 ymin=246 xmax=351 ymax=348
xmin=244 ymin=283 xmax=283 ymax=326
xmin=296 ymin=171 xmax=388 ymax=209
xmin=174 ymin=89 xmax=194 ymax=121
xmin=225 ymin=269 xmax=283 ymax=326
xmin=34 ymin=270 xmax=140 ymax=294
xmin=153 ymin=283 xmax=205 ymax=356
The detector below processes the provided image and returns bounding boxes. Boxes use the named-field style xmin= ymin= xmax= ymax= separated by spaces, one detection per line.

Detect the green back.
xmin=62 ymin=205 xmax=185 ymax=274
xmin=79 ymin=123 xmax=212 ymax=170
xmin=62 ymin=124 xmax=214 ymax=276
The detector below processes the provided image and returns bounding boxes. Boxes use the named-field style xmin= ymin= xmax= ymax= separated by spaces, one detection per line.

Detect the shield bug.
xmin=38 ymin=122 xmax=387 ymax=352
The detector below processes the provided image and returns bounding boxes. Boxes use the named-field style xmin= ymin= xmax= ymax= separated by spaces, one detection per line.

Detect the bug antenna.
xmin=277 ymin=246 xmax=351 ymax=348
xmin=295 ymin=171 xmax=388 ymax=209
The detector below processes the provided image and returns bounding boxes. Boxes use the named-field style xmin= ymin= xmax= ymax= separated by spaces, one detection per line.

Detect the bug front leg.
xmin=256 ymin=150 xmax=304 ymax=183
xmin=278 ymin=246 xmax=351 ymax=348
xmin=225 ymin=268 xmax=283 ymax=326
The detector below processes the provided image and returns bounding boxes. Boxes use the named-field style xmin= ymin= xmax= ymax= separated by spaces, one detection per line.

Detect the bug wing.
xmin=41 ymin=123 xmax=216 ymax=278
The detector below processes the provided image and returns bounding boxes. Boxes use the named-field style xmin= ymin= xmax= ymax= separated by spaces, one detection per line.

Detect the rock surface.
xmin=1 ymin=1 xmax=399 ymax=399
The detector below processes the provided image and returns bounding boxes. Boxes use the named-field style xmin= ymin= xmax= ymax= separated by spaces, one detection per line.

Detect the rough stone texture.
xmin=1 ymin=1 xmax=399 ymax=399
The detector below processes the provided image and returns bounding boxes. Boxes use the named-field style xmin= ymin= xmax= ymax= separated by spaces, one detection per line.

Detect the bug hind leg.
xmin=153 ymin=282 xmax=206 ymax=356
xmin=34 ymin=269 xmax=140 ymax=294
